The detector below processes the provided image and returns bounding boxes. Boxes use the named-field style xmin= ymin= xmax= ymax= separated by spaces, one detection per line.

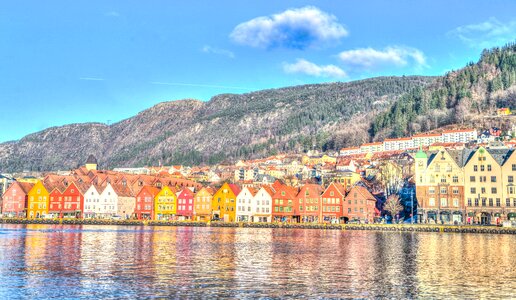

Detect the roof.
xmin=227 ymin=183 xmax=241 ymax=196
xmin=17 ymin=182 xmax=35 ymax=194
xmin=486 ymin=148 xmax=513 ymax=166
xmin=86 ymin=154 xmax=98 ymax=164
xmin=415 ymin=149 xmax=427 ymax=159
xmin=111 ymin=184 xmax=134 ymax=197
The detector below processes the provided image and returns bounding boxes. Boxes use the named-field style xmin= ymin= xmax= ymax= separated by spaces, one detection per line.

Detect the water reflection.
xmin=0 ymin=225 xmax=514 ymax=298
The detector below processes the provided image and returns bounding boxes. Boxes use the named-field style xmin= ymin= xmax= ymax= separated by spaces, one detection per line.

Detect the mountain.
xmin=0 ymin=76 xmax=434 ymax=172
xmin=2 ymin=43 xmax=515 ymax=172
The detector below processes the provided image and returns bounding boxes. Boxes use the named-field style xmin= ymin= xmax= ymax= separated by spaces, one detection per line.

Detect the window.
xmin=348 ymin=208 xmax=351 ymax=213
xmin=474 ymin=165 xmax=478 ymax=172
xmin=489 ymin=198 xmax=493 ymax=207
xmin=509 ymin=176 xmax=514 ymax=183
xmin=453 ymin=188 xmax=459 ymax=195
xmin=468 ymin=198 xmax=472 ymax=206
xmin=481 ymin=187 xmax=486 ymax=194
xmin=487 ymin=165 xmax=492 ymax=171
xmin=330 ymin=191 xmax=334 ymax=196
xmin=429 ymin=187 xmax=435 ymax=194
xmin=453 ymin=199 xmax=459 ymax=207
xmin=470 ymin=176 xmax=475 ymax=182
xmin=482 ymin=198 xmax=486 ymax=206
xmin=429 ymin=198 xmax=435 ymax=206
xmin=474 ymin=198 xmax=479 ymax=206
xmin=496 ymin=198 xmax=500 ymax=207
xmin=513 ymin=164 xmax=516 ymax=171
xmin=491 ymin=187 xmax=497 ymax=194
xmin=491 ymin=176 xmax=497 ymax=183
xmin=480 ymin=165 xmax=485 ymax=172
xmin=507 ymin=198 xmax=511 ymax=207
xmin=440 ymin=187 xmax=447 ymax=194
xmin=440 ymin=176 xmax=447 ymax=183
xmin=453 ymin=176 xmax=458 ymax=183
xmin=440 ymin=198 xmax=447 ymax=207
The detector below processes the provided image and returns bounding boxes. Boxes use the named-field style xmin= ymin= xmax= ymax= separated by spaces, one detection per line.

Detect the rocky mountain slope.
xmin=0 ymin=76 xmax=433 ymax=171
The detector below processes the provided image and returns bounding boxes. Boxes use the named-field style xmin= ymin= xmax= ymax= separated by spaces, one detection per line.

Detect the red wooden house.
xmin=177 ymin=188 xmax=195 ymax=219
xmin=321 ymin=182 xmax=346 ymax=223
xmin=49 ymin=184 xmax=65 ymax=217
xmin=343 ymin=185 xmax=378 ymax=223
xmin=135 ymin=185 xmax=160 ymax=220
xmin=1 ymin=182 xmax=34 ymax=217
xmin=49 ymin=182 xmax=87 ymax=218
xmin=296 ymin=184 xmax=323 ymax=223
xmin=271 ymin=184 xmax=298 ymax=222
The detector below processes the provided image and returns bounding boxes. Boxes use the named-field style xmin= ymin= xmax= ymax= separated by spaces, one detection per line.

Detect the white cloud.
xmin=230 ymin=6 xmax=348 ymax=49
xmin=283 ymin=59 xmax=347 ymax=78
xmin=338 ymin=46 xmax=427 ymax=69
xmin=201 ymin=45 xmax=235 ymax=58
xmin=79 ymin=77 xmax=104 ymax=81
xmin=448 ymin=17 xmax=516 ymax=48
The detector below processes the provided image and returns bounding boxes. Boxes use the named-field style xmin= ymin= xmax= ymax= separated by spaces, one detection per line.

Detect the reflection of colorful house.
xmin=212 ymin=183 xmax=240 ymax=222
xmin=1 ymin=181 xmax=33 ymax=217
xmin=135 ymin=185 xmax=160 ymax=220
xmin=27 ymin=181 xmax=50 ymax=218
xmin=177 ymin=188 xmax=195 ymax=219
xmin=154 ymin=186 xmax=177 ymax=220
xmin=193 ymin=187 xmax=213 ymax=221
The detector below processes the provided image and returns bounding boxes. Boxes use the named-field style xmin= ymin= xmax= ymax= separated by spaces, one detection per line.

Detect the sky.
xmin=1 ymin=0 xmax=516 ymax=142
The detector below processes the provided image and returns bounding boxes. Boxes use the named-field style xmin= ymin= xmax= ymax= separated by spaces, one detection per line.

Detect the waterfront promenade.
xmin=1 ymin=218 xmax=515 ymax=234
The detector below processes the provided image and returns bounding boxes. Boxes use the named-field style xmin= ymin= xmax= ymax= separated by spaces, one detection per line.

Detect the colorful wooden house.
xmin=27 ymin=181 xmax=51 ymax=218
xmin=236 ymin=187 xmax=256 ymax=222
xmin=154 ymin=186 xmax=177 ymax=220
xmin=212 ymin=183 xmax=240 ymax=222
xmin=48 ymin=184 xmax=65 ymax=218
xmin=1 ymin=181 xmax=34 ymax=217
xmin=343 ymin=185 xmax=378 ymax=223
xmin=113 ymin=184 xmax=135 ymax=219
xmin=193 ymin=187 xmax=214 ymax=221
xmin=252 ymin=186 xmax=274 ymax=222
xmin=321 ymin=182 xmax=346 ymax=223
xmin=271 ymin=184 xmax=298 ymax=222
xmin=177 ymin=188 xmax=195 ymax=219
xmin=135 ymin=185 xmax=160 ymax=220
xmin=296 ymin=184 xmax=323 ymax=223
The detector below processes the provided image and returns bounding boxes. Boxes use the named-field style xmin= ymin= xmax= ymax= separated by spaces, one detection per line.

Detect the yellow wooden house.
xmin=154 ymin=186 xmax=177 ymax=220
xmin=212 ymin=182 xmax=240 ymax=222
xmin=27 ymin=180 xmax=50 ymax=218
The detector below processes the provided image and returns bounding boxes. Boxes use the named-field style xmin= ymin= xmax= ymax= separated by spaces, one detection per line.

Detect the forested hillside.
xmin=371 ymin=43 xmax=516 ymax=139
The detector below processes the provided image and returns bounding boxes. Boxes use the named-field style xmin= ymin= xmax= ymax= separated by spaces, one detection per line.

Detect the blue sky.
xmin=1 ymin=0 xmax=516 ymax=142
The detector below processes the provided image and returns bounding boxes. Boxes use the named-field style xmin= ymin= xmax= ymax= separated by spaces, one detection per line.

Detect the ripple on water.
xmin=0 ymin=224 xmax=514 ymax=298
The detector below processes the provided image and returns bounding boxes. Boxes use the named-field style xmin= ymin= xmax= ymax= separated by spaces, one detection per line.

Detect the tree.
xmin=383 ymin=195 xmax=403 ymax=220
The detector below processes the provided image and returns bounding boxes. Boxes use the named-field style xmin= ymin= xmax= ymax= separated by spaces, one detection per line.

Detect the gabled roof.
xmin=448 ymin=148 xmax=476 ymax=168
xmin=487 ymin=148 xmax=514 ymax=166
xmin=111 ymin=184 xmax=134 ymax=197
xmin=86 ymin=154 xmax=98 ymax=164
xmin=17 ymin=182 xmax=35 ymax=194
xmin=260 ymin=185 xmax=276 ymax=197
xmin=227 ymin=183 xmax=241 ymax=196
xmin=347 ymin=185 xmax=376 ymax=201
xmin=297 ymin=184 xmax=323 ymax=198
